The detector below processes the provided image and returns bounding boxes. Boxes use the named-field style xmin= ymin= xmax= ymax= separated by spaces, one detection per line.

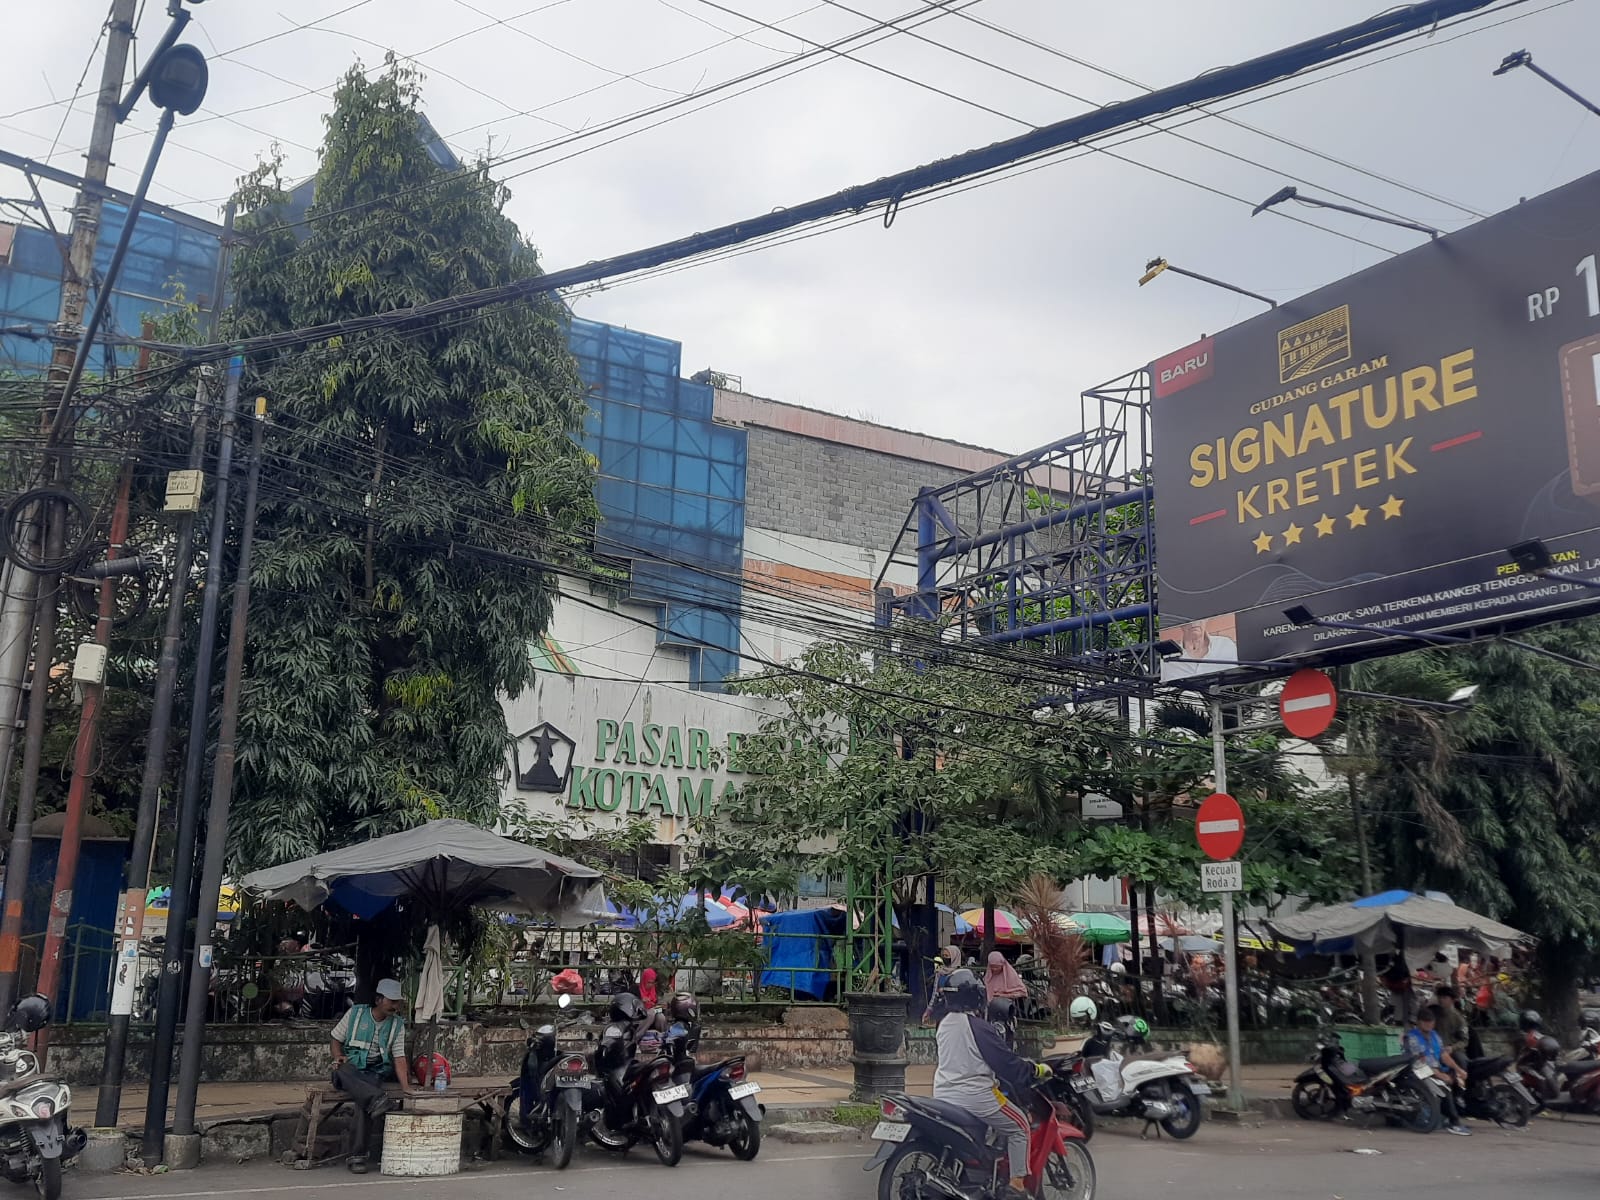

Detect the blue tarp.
xmin=760 ymin=908 xmax=845 ymax=1000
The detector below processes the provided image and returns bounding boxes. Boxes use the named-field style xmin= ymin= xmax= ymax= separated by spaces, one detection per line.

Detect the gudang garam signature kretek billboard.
xmin=1152 ymin=167 xmax=1600 ymax=679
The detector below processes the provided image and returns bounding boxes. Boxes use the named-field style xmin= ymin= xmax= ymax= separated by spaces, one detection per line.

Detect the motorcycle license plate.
xmin=1413 ymin=1065 xmax=1434 ymax=1079
xmin=1070 ymin=1076 xmax=1093 ymax=1093
xmin=872 ymin=1121 xmax=911 ymax=1142
xmin=653 ymin=1084 xmax=690 ymax=1105
xmin=557 ymin=1073 xmax=594 ymax=1088
xmin=1187 ymin=1081 xmax=1213 ymax=1096
xmin=728 ymin=1081 xmax=761 ymax=1100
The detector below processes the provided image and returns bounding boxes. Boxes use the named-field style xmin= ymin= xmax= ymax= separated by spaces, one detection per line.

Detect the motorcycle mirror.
xmin=558 ymin=993 xmax=573 ymax=1010
xmin=519 ymin=1017 xmax=533 ymax=1031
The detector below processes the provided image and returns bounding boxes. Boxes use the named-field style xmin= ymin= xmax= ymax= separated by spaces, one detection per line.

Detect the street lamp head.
xmin=1252 ymin=186 xmax=1298 ymax=217
xmin=1139 ymin=258 xmax=1169 ymax=287
xmin=1494 ymin=50 xmax=1531 ymax=76
xmin=1283 ymin=604 xmax=1315 ymax=628
xmin=149 ymin=43 xmax=208 ymax=116
xmin=1447 ymin=685 xmax=1480 ymax=705
xmin=1507 ymin=538 xmax=1555 ymax=574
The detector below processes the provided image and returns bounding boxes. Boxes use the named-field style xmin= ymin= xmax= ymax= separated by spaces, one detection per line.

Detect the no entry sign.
xmin=1279 ymin=668 xmax=1338 ymax=739
xmin=1196 ymin=792 xmax=1245 ymax=861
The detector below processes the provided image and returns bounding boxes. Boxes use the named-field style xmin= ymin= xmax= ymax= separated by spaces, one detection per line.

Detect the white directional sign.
xmin=1200 ymin=860 xmax=1243 ymax=893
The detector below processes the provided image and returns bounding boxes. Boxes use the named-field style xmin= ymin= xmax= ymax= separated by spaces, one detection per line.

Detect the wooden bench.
xmin=285 ymin=1081 xmax=514 ymax=1170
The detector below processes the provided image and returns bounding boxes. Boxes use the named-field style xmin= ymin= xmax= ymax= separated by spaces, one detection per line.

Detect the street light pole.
xmin=1210 ymin=697 xmax=1243 ymax=1111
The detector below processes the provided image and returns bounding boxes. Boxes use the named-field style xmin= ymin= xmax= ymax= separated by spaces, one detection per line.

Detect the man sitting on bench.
xmin=331 ymin=978 xmax=411 ymax=1173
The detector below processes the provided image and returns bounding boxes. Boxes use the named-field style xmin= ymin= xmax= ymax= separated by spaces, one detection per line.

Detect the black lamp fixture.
xmin=1493 ymin=50 xmax=1600 ymax=118
xmin=1252 ymin=185 xmax=1441 ymax=240
xmin=1506 ymin=538 xmax=1600 ymax=592
xmin=1138 ymin=258 xmax=1277 ymax=309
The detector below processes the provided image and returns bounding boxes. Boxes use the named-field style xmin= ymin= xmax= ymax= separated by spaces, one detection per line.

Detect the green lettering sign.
xmin=592 ymin=768 xmax=622 ymax=813
xmin=688 ymin=728 xmax=710 ymax=770
xmin=641 ymin=723 xmax=663 ymax=767
xmin=595 ymin=719 xmax=619 ymax=762
xmin=615 ymin=722 xmax=638 ymax=765
xmin=678 ymin=777 xmax=713 ymax=819
xmin=661 ymin=725 xmax=684 ymax=768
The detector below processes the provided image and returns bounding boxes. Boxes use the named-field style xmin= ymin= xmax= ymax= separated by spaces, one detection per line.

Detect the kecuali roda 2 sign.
xmin=1153 ymin=167 xmax=1600 ymax=678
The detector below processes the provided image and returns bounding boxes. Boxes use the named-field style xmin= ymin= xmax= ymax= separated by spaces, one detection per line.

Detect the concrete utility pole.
xmin=0 ymin=0 xmax=139 ymax=1012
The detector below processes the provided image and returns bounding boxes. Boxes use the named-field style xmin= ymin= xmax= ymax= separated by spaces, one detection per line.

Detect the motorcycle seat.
xmin=1557 ymin=1060 xmax=1600 ymax=1081
xmin=905 ymin=1097 xmax=994 ymax=1137
xmin=1465 ymin=1055 xmax=1510 ymax=1076
xmin=1357 ymin=1055 xmax=1413 ymax=1075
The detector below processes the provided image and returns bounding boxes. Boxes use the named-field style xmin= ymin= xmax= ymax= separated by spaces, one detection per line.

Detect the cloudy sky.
xmin=3 ymin=0 xmax=1596 ymax=454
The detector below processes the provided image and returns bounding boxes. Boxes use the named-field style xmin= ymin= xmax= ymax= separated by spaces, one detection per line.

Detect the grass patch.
xmin=832 ymin=1103 xmax=880 ymax=1128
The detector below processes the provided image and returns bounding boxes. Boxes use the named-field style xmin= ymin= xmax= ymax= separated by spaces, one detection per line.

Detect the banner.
xmin=1152 ymin=168 xmax=1600 ymax=677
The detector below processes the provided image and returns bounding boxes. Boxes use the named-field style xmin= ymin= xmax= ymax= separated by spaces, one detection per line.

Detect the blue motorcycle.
xmin=664 ymin=994 xmax=763 ymax=1160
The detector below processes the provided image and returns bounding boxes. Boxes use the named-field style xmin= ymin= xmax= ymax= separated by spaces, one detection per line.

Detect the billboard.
xmin=1152 ymin=168 xmax=1600 ymax=678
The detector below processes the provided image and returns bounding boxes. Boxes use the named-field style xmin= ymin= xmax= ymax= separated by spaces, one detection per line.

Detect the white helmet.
xmin=1109 ymin=961 xmax=1127 ymax=976
xmin=1068 ymin=996 xmax=1098 ymax=1026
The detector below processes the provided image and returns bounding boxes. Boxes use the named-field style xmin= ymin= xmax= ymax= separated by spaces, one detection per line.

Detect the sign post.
xmin=1279 ymin=669 xmax=1338 ymax=739
xmin=1201 ymin=717 xmax=1245 ymax=1110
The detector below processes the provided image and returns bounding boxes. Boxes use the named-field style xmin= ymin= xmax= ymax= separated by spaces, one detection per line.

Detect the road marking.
xmin=1281 ymin=694 xmax=1332 ymax=713
xmin=1197 ymin=819 xmax=1240 ymax=835
xmin=77 ymin=1151 xmax=871 ymax=1200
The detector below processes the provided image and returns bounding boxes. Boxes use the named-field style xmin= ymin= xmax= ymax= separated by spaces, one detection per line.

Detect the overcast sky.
xmin=3 ymin=0 xmax=1597 ymax=454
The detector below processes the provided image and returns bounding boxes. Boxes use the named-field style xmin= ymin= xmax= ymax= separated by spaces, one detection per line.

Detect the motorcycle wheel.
xmin=1067 ymin=1095 xmax=1095 ymax=1141
xmin=550 ymin=1104 xmax=578 ymax=1170
xmin=727 ymin=1108 xmax=761 ymax=1161
xmin=502 ymin=1099 xmax=546 ymax=1155
xmin=34 ymin=1159 xmax=60 ymax=1200
xmin=1039 ymin=1141 xmax=1095 ymax=1200
xmin=1399 ymin=1083 xmax=1442 ymax=1134
xmin=650 ymin=1107 xmax=683 ymax=1167
xmin=1490 ymin=1084 xmax=1531 ymax=1128
xmin=877 ymin=1145 xmax=942 ymax=1200
xmin=1292 ymin=1079 xmax=1340 ymax=1120
xmin=1159 ymin=1081 xmax=1203 ymax=1140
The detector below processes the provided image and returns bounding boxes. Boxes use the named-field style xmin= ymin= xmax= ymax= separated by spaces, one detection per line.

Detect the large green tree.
xmin=226 ymin=60 xmax=595 ymax=868
xmin=1356 ymin=623 xmax=1600 ymax=1032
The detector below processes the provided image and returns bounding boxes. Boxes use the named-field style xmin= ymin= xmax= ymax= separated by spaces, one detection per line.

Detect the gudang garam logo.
xmin=1279 ymin=305 xmax=1352 ymax=384
xmin=1184 ymin=348 xmax=1481 ymax=555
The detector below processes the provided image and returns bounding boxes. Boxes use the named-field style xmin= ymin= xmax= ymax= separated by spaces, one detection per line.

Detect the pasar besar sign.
xmin=1153 ymin=167 xmax=1600 ymax=675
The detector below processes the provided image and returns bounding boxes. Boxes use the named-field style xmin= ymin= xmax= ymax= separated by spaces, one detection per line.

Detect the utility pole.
xmin=95 ymin=374 xmax=211 ymax=1127
xmin=34 ymin=463 xmax=134 ymax=1061
xmin=1210 ymin=698 xmax=1243 ymax=1112
xmin=141 ymin=356 xmax=241 ymax=1166
xmin=0 ymin=0 xmax=137 ymax=848
xmin=172 ymin=397 xmax=265 ymax=1157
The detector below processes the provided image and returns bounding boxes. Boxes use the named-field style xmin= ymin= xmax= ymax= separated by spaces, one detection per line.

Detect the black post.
xmin=140 ymin=356 xmax=241 ymax=1164
xmin=173 ymin=397 xmax=264 ymax=1137
xmin=95 ymin=374 xmax=210 ymax=1127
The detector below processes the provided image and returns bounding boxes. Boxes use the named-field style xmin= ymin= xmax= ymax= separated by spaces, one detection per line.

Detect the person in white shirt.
xmin=330 ymin=979 xmax=412 ymax=1172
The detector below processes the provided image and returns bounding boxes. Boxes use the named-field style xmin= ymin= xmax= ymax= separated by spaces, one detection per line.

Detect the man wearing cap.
xmin=331 ymin=979 xmax=411 ymax=1173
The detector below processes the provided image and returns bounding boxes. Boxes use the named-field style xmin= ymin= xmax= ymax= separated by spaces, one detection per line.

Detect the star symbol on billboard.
xmin=1315 ymin=514 xmax=1336 ymax=538
xmin=1347 ymin=503 xmax=1370 ymax=529
xmin=1252 ymin=530 xmax=1273 ymax=554
xmin=1381 ymin=494 xmax=1404 ymax=520
xmin=1282 ymin=522 xmax=1304 ymax=546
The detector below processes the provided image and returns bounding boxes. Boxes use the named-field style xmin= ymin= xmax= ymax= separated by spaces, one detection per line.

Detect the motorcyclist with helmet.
xmin=932 ymin=968 xmax=1050 ymax=1200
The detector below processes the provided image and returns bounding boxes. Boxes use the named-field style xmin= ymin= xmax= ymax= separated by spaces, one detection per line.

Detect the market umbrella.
xmin=1138 ymin=913 xmax=1190 ymax=939
xmin=1161 ymin=934 xmax=1222 ymax=954
xmin=1264 ymin=890 xmax=1527 ymax=968
xmin=1066 ymin=912 xmax=1132 ymax=946
xmin=959 ymin=908 xmax=1030 ymax=943
xmin=936 ymin=903 xmax=974 ymax=936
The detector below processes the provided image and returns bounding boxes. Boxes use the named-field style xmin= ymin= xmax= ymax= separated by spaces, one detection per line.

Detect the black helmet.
xmin=668 ymin=992 xmax=699 ymax=1022
xmin=987 ymin=997 xmax=1018 ymax=1024
xmin=6 ymin=995 xmax=48 ymax=1033
xmin=941 ymin=968 xmax=985 ymax=1013
xmin=1538 ymin=1034 xmax=1562 ymax=1060
xmin=608 ymin=993 xmax=647 ymax=1024
xmin=1519 ymin=1009 xmax=1544 ymax=1032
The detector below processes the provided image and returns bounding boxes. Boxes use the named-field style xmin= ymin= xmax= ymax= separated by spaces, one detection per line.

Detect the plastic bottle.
xmin=434 ymin=1069 xmax=446 ymax=1094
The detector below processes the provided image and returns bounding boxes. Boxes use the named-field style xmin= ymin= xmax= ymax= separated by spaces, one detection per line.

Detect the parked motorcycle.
xmin=1458 ymin=1052 xmax=1535 ymax=1127
xmin=663 ymin=994 xmax=762 ymax=1160
xmin=1079 ymin=1019 xmax=1209 ymax=1139
xmin=1517 ymin=1025 xmax=1600 ymax=1115
xmin=1288 ymin=1031 xmax=1446 ymax=1132
xmin=574 ymin=995 xmax=685 ymax=1166
xmin=504 ymin=994 xmax=581 ymax=1167
xmin=867 ymin=1061 xmax=1095 ymax=1200
xmin=0 ymin=996 xmax=83 ymax=1200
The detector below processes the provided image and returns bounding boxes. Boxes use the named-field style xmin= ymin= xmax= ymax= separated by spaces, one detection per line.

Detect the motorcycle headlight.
xmin=30 ymin=1100 xmax=52 ymax=1120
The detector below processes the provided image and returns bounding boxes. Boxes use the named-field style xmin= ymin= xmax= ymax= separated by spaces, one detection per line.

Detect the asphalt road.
xmin=60 ymin=1114 xmax=1599 ymax=1200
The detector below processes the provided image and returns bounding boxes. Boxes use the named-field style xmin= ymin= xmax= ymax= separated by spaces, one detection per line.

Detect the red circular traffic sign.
xmin=1196 ymin=792 xmax=1245 ymax=861
xmin=1279 ymin=668 xmax=1338 ymax=739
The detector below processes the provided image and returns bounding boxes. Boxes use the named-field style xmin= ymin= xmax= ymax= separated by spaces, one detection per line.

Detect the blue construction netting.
xmin=0 ymin=203 xmax=220 ymax=372
xmin=571 ymin=318 xmax=746 ymax=689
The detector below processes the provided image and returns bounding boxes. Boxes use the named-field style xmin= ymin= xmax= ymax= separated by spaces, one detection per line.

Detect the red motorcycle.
xmin=1517 ymin=1026 xmax=1600 ymax=1114
xmin=866 ymin=1062 xmax=1095 ymax=1200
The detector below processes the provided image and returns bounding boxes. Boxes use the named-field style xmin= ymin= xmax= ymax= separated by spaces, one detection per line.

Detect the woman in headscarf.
xmin=922 ymin=946 xmax=966 ymax=1024
xmin=985 ymin=951 xmax=1028 ymax=1002
xmin=638 ymin=967 xmax=659 ymax=1009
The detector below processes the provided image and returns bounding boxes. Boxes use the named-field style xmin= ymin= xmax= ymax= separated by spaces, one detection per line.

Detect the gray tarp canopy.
xmin=1264 ymin=890 xmax=1527 ymax=968
xmin=239 ymin=818 xmax=607 ymax=923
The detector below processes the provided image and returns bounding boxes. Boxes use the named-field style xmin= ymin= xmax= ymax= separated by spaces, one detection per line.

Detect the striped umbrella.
xmin=959 ymin=908 xmax=1030 ymax=943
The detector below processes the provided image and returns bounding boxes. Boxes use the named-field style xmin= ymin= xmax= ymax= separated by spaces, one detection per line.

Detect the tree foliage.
xmin=226 ymin=60 xmax=595 ymax=869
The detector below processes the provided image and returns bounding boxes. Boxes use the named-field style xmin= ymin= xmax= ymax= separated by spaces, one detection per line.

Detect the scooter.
xmin=663 ymin=995 xmax=762 ymax=1160
xmin=575 ymin=1016 xmax=685 ymax=1165
xmin=504 ymin=994 xmax=581 ymax=1167
xmin=1079 ymin=1020 xmax=1209 ymax=1139
xmin=1289 ymin=1031 xmax=1447 ymax=1132
xmin=0 ymin=996 xmax=83 ymax=1200
xmin=1458 ymin=1053 xmax=1535 ymax=1127
xmin=1517 ymin=1027 xmax=1600 ymax=1115
xmin=866 ymin=1060 xmax=1095 ymax=1200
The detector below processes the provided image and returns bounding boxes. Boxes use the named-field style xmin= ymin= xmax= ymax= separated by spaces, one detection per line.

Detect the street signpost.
xmin=1279 ymin=668 xmax=1338 ymax=739
xmin=1196 ymin=791 xmax=1245 ymax=859
xmin=1202 ymin=727 xmax=1246 ymax=1110
xmin=1201 ymin=861 xmax=1243 ymax=892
